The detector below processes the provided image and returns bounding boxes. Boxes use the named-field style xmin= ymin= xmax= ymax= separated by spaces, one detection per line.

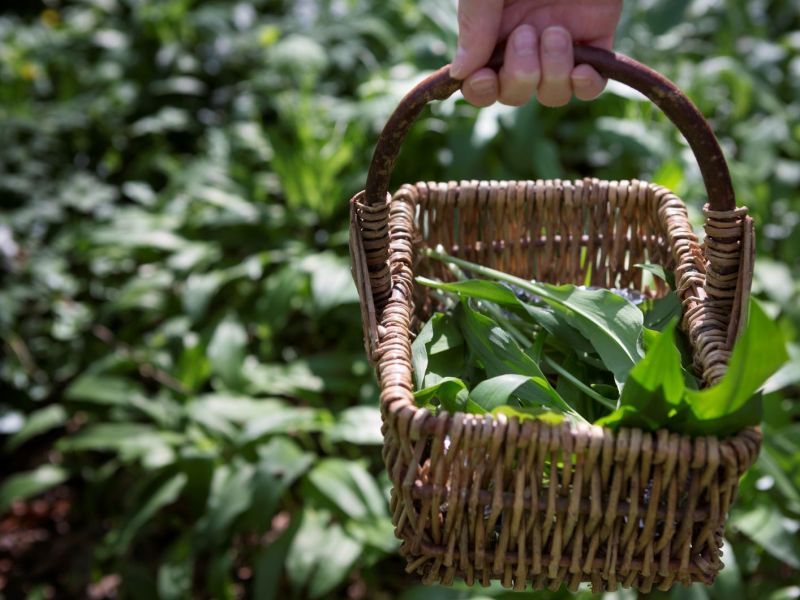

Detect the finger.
xmin=498 ymin=25 xmax=540 ymax=107
xmin=462 ymin=68 xmax=499 ymax=107
xmin=450 ymin=0 xmax=504 ymax=80
xmin=537 ymin=26 xmax=574 ymax=108
xmin=571 ymin=64 xmax=606 ymax=101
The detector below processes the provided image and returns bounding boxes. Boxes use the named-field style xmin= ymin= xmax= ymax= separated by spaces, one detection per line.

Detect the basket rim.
xmin=383 ymin=397 xmax=761 ymax=470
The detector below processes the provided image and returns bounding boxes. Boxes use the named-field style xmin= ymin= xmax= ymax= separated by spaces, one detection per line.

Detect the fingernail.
xmin=543 ymin=28 xmax=569 ymax=56
xmin=470 ymin=74 xmax=495 ymax=95
xmin=450 ymin=46 xmax=467 ymax=78
xmin=512 ymin=26 xmax=536 ymax=56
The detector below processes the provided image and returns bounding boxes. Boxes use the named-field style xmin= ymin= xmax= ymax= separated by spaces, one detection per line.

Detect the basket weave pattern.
xmin=352 ymin=178 xmax=759 ymax=592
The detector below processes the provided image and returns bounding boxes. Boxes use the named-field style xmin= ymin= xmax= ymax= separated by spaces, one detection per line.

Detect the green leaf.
xmin=182 ymin=271 xmax=225 ymax=321
xmin=730 ymin=501 xmax=800 ymax=569
xmin=6 ymin=405 xmax=67 ymax=451
xmin=413 ymin=377 xmax=469 ymax=413
xmin=195 ymin=461 xmax=255 ymax=547
xmin=754 ymin=441 xmax=800 ymax=513
xmin=257 ymin=265 xmax=307 ymax=334
xmin=65 ymin=374 xmax=144 ymax=405
xmin=761 ymin=350 xmax=800 ymax=395
xmin=300 ymin=252 xmax=359 ymax=312
xmin=324 ymin=406 xmax=383 ymax=445
xmin=0 ymin=465 xmax=68 ymax=514
xmin=456 ymin=303 xmax=580 ymax=418
xmin=489 ymin=405 xmax=565 ymax=425
xmin=253 ymin=517 xmax=301 ymax=600
xmin=428 ymin=314 xmax=463 ymax=354
xmin=57 ymin=423 xmax=181 ymax=469
xmin=344 ymin=516 xmax=399 ymax=554
xmin=411 ymin=314 xmax=438 ymax=390
xmin=469 ymin=374 xmax=533 ymax=411
xmin=188 ymin=396 xmax=286 ymax=427
xmin=635 ymin=263 xmax=676 ymax=289
xmin=411 ymin=313 xmax=464 ymax=389
xmin=308 ymin=525 xmax=362 ymax=598
xmin=684 ymin=300 xmax=788 ymax=435
xmin=767 ymin=588 xmax=800 ymax=600
xmin=251 ymin=437 xmax=314 ymax=529
xmin=240 ymin=405 xmax=328 ymax=443
xmin=520 ymin=282 xmax=645 ymax=390
xmin=207 ymin=317 xmax=248 ymax=389
xmin=641 ymin=292 xmax=682 ymax=331
xmin=107 ymin=473 xmax=187 ymax=555
xmin=421 ymin=269 xmax=644 ymax=389
xmin=286 ymin=509 xmax=363 ymax=598
xmin=157 ymin=536 xmax=195 ymax=600
xmin=597 ymin=320 xmax=685 ymax=431
xmin=306 ymin=459 xmax=386 ymax=520
xmin=624 ymin=322 xmax=683 ymax=400
xmin=244 ymin=356 xmax=351 ymax=397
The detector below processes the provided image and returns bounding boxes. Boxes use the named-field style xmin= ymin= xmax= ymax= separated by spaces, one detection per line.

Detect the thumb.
xmin=450 ymin=0 xmax=504 ymax=80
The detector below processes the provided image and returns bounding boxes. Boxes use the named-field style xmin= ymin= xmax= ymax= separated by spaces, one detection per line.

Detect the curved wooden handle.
xmin=364 ymin=45 xmax=735 ymax=211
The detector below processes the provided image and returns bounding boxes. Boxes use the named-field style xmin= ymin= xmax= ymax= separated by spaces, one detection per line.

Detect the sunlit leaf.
xmin=6 ymin=405 xmax=67 ymax=451
xmin=0 ymin=465 xmax=68 ymax=513
xmin=207 ymin=317 xmax=248 ymax=389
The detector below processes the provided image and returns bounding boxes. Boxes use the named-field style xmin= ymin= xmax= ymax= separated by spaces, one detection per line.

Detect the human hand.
xmin=450 ymin=0 xmax=623 ymax=107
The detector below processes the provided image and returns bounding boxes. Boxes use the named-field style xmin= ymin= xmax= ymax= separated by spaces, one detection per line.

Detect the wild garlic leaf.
xmin=469 ymin=374 xmax=534 ymax=411
xmin=683 ymin=300 xmax=788 ymax=435
xmin=410 ymin=314 xmax=438 ymax=389
xmin=641 ymin=292 xmax=682 ymax=331
xmin=524 ymin=304 xmax=596 ymax=356
xmin=635 ymin=263 xmax=676 ymax=289
xmin=455 ymin=303 xmax=582 ymax=419
xmin=417 ymin=276 xmax=593 ymax=351
xmin=490 ymin=405 xmax=564 ymax=424
xmin=421 ymin=271 xmax=644 ymax=390
xmin=414 ymin=377 xmax=468 ymax=413
xmin=597 ymin=319 xmax=685 ymax=430
xmin=528 ymin=283 xmax=645 ymax=390
xmin=411 ymin=313 xmax=465 ymax=390
xmin=428 ymin=314 xmax=463 ymax=354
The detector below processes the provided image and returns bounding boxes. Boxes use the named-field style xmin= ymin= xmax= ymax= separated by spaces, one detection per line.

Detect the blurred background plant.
xmin=0 ymin=0 xmax=798 ymax=599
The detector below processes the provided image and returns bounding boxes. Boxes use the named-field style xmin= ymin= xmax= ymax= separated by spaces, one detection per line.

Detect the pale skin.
xmin=450 ymin=0 xmax=624 ymax=107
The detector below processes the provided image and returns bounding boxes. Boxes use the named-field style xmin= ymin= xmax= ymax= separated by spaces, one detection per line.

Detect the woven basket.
xmin=348 ymin=47 xmax=758 ymax=593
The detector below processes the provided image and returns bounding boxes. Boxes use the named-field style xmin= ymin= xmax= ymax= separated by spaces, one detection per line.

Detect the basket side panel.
xmin=412 ymin=179 xmax=674 ymax=294
xmin=383 ymin=413 xmax=761 ymax=592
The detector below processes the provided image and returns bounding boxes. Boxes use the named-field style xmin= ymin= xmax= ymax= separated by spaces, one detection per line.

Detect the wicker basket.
xmin=348 ymin=47 xmax=758 ymax=593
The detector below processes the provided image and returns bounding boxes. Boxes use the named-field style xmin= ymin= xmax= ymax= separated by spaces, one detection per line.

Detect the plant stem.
xmin=541 ymin=354 xmax=616 ymax=410
xmin=530 ymin=330 xmax=547 ymax=363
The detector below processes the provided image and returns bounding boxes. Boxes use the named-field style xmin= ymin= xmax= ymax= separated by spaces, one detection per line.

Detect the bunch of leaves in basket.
xmin=412 ymin=250 xmax=788 ymax=437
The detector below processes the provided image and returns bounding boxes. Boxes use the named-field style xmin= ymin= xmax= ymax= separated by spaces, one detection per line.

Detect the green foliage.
xmin=415 ymin=258 xmax=786 ymax=437
xmin=0 ymin=0 xmax=798 ymax=598
xmin=597 ymin=320 xmax=687 ymax=431
xmin=601 ymin=301 xmax=788 ymax=436
xmin=0 ymin=465 xmax=68 ymax=514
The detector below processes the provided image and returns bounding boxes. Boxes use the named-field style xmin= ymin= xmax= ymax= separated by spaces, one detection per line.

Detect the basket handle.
xmin=364 ymin=45 xmax=735 ymax=212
